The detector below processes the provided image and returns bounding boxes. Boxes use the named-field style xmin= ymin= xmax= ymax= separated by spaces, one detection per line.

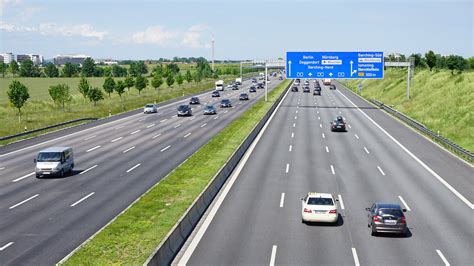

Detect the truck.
xmin=215 ymin=80 xmax=224 ymax=91
xmin=235 ymin=77 xmax=242 ymax=85
xmin=323 ymin=78 xmax=332 ymax=85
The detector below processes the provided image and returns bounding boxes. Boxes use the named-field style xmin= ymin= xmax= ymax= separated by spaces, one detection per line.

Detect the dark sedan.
xmin=220 ymin=99 xmax=232 ymax=108
xmin=177 ymin=105 xmax=192 ymax=117
xmin=239 ymin=93 xmax=249 ymax=100
xmin=291 ymin=86 xmax=298 ymax=92
xmin=303 ymin=86 xmax=310 ymax=93
xmin=367 ymin=203 xmax=408 ymax=236
xmin=189 ymin=96 xmax=200 ymax=105
xmin=249 ymin=86 xmax=257 ymax=93
xmin=203 ymin=105 xmax=217 ymax=115
xmin=211 ymin=91 xmax=220 ymax=97
xmin=313 ymin=89 xmax=321 ymax=96
xmin=329 ymin=84 xmax=336 ymax=90
xmin=330 ymin=116 xmax=346 ymax=132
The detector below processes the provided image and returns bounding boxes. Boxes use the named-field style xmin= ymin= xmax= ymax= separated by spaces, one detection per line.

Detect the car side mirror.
xmin=402 ymin=209 xmax=407 ymax=212
xmin=335 ymin=198 xmax=339 ymax=201
xmin=34 ymin=158 xmax=37 ymax=163
xmin=365 ymin=207 xmax=370 ymax=211
xmin=300 ymin=197 xmax=304 ymax=201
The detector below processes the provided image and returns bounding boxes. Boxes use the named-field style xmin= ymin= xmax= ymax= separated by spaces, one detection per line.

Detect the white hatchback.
xmin=301 ymin=192 xmax=338 ymax=223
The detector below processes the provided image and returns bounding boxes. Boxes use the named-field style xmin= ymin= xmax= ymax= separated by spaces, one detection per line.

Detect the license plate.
xmin=385 ymin=220 xmax=397 ymax=225
xmin=337 ymin=126 xmax=341 ymax=128
xmin=315 ymin=210 xmax=326 ymax=214
xmin=43 ymin=172 xmax=50 ymax=175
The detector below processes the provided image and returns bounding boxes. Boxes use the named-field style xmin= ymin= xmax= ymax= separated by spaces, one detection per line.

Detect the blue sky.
xmin=1 ymin=0 xmax=472 ymax=60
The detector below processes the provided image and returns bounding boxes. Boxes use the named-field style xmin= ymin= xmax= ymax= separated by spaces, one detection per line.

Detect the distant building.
xmin=0 ymin=53 xmax=44 ymax=65
xmin=16 ymin=54 xmax=31 ymax=64
xmin=53 ymin=54 xmax=90 ymax=66
xmin=1 ymin=53 xmax=16 ymax=64
xmin=95 ymin=58 xmax=118 ymax=65
xmin=0 ymin=55 xmax=3 ymax=64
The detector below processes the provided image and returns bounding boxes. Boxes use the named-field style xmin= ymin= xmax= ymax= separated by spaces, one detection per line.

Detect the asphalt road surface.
xmin=178 ymin=80 xmax=473 ymax=265
xmin=0 ymin=76 xmax=284 ymax=265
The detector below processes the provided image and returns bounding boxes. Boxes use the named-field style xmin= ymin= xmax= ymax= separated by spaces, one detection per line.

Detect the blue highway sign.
xmin=286 ymin=51 xmax=384 ymax=79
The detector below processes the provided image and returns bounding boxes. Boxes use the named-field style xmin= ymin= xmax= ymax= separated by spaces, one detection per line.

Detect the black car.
xmin=239 ymin=93 xmax=249 ymax=100
xmin=291 ymin=86 xmax=298 ymax=92
xmin=329 ymin=84 xmax=336 ymax=90
xmin=330 ymin=116 xmax=346 ymax=132
xmin=232 ymin=84 xmax=239 ymax=90
xmin=211 ymin=90 xmax=220 ymax=97
xmin=257 ymin=83 xmax=264 ymax=89
xmin=177 ymin=105 xmax=192 ymax=117
xmin=313 ymin=89 xmax=321 ymax=96
xmin=366 ymin=203 xmax=408 ymax=236
xmin=220 ymin=99 xmax=232 ymax=108
xmin=203 ymin=105 xmax=217 ymax=115
xmin=303 ymin=86 xmax=310 ymax=93
xmin=249 ymin=86 xmax=257 ymax=93
xmin=189 ymin=96 xmax=200 ymax=105
xmin=279 ymin=76 xmax=283 ymax=80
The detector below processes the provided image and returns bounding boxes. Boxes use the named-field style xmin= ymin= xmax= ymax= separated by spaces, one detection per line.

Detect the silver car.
xmin=367 ymin=203 xmax=408 ymax=236
xmin=143 ymin=104 xmax=157 ymax=113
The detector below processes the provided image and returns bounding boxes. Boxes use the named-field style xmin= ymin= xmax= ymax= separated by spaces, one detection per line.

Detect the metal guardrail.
xmin=145 ymin=80 xmax=293 ymax=266
xmin=0 ymin=118 xmax=98 ymax=142
xmin=370 ymin=99 xmax=473 ymax=162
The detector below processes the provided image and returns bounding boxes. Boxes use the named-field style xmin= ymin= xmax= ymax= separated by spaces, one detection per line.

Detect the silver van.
xmin=35 ymin=147 xmax=74 ymax=178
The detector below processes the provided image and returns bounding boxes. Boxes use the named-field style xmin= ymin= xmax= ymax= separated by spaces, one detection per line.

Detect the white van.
xmin=35 ymin=147 xmax=74 ymax=178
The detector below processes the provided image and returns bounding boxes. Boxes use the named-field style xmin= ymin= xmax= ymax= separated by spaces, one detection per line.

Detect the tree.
xmin=9 ymin=61 xmax=19 ymax=77
xmin=435 ymin=55 xmax=447 ymax=69
xmin=7 ymin=80 xmax=30 ymax=122
xmin=467 ymin=57 xmax=474 ymax=70
xmin=446 ymin=55 xmax=466 ymax=74
xmin=124 ymin=76 xmax=134 ymax=94
xmin=455 ymin=56 xmax=467 ymax=73
xmin=129 ymin=61 xmax=148 ymax=77
xmin=176 ymin=73 xmax=184 ymax=86
xmin=166 ymin=63 xmax=180 ymax=75
xmin=115 ymin=80 xmax=126 ymax=109
xmin=48 ymin=83 xmax=72 ymax=112
xmin=19 ymin=59 xmax=40 ymax=77
xmin=193 ymin=71 xmax=202 ymax=83
xmin=166 ymin=74 xmax=175 ymax=87
xmin=409 ymin=53 xmax=426 ymax=68
xmin=112 ymin=65 xmax=128 ymax=77
xmin=78 ymin=77 xmax=91 ymax=100
xmin=185 ymin=70 xmax=193 ymax=83
xmin=88 ymin=87 xmax=104 ymax=106
xmin=152 ymin=64 xmax=164 ymax=76
xmin=62 ymin=62 xmax=80 ymax=77
xmin=103 ymin=76 xmax=115 ymax=98
xmin=135 ymin=76 xmax=148 ymax=94
xmin=44 ymin=63 xmax=59 ymax=77
xmin=82 ymin=57 xmax=95 ymax=77
xmin=0 ymin=62 xmax=6 ymax=77
xmin=151 ymin=74 xmax=164 ymax=93
xmin=425 ymin=50 xmax=436 ymax=71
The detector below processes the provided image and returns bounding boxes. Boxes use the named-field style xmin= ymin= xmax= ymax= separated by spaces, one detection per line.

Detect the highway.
xmin=0 ymin=76 xmax=284 ymax=265
xmin=177 ymin=80 xmax=473 ymax=265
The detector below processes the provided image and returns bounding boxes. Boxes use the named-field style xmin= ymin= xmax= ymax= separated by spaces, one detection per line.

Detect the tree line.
xmin=386 ymin=51 xmax=474 ymax=74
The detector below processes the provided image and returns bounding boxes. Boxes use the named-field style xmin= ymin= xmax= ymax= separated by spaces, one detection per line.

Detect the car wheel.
xmin=60 ymin=169 xmax=64 ymax=178
xmin=36 ymin=174 xmax=40 ymax=178
xmin=302 ymin=218 xmax=305 ymax=224
xmin=371 ymin=226 xmax=377 ymax=236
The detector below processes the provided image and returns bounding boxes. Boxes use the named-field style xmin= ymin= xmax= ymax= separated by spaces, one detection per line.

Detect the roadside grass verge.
xmin=342 ymin=68 xmax=473 ymax=152
xmin=63 ymin=79 xmax=291 ymax=265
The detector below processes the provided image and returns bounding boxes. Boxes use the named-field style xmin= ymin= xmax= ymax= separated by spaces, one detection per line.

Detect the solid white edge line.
xmin=126 ymin=163 xmax=141 ymax=173
xmin=398 ymin=195 xmax=412 ymax=211
xmin=279 ymin=193 xmax=285 ymax=208
xmin=377 ymin=166 xmax=386 ymax=176
xmin=130 ymin=130 xmax=141 ymax=135
xmin=111 ymin=137 xmax=123 ymax=142
xmin=184 ymin=133 xmax=192 ymax=138
xmin=338 ymin=194 xmax=345 ymax=209
xmin=364 ymin=147 xmax=370 ymax=154
xmin=436 ymin=249 xmax=450 ymax=266
xmin=160 ymin=145 xmax=171 ymax=152
xmin=331 ymin=165 xmax=335 ymax=175
xmin=9 ymin=194 xmax=39 ymax=209
xmin=123 ymin=146 xmax=135 ymax=153
xmin=12 ymin=172 xmax=35 ymax=182
xmin=70 ymin=192 xmax=95 ymax=207
xmin=336 ymin=89 xmax=474 ymax=209
xmin=178 ymin=81 xmax=292 ymax=265
xmin=0 ymin=242 xmax=14 ymax=251
xmin=352 ymin=247 xmax=360 ymax=266
xmin=86 ymin=145 xmax=101 ymax=152
xmin=79 ymin=164 xmax=98 ymax=175
xmin=270 ymin=245 xmax=277 ymax=266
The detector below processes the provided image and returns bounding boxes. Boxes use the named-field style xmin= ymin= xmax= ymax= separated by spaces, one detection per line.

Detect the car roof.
xmin=375 ymin=203 xmax=402 ymax=209
xmin=39 ymin=147 xmax=71 ymax=152
xmin=307 ymin=192 xmax=334 ymax=198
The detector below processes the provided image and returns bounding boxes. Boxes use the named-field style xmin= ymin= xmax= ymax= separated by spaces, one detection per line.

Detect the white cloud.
xmin=131 ymin=25 xmax=178 ymax=45
xmin=0 ymin=0 xmax=21 ymax=10
xmin=181 ymin=24 xmax=211 ymax=48
xmin=38 ymin=23 xmax=107 ymax=40
xmin=0 ymin=21 xmax=36 ymax=32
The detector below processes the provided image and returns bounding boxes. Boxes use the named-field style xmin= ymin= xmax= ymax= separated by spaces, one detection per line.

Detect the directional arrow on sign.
xmin=308 ymin=72 xmax=313 ymax=77
xmin=329 ymin=72 xmax=333 ymax=77
xmin=350 ymin=60 xmax=357 ymax=76
xmin=288 ymin=61 xmax=292 ymax=76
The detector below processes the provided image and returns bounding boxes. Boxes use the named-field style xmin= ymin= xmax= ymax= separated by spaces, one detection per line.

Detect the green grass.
xmin=63 ymin=79 xmax=291 ymax=265
xmin=343 ymin=68 xmax=474 ymax=152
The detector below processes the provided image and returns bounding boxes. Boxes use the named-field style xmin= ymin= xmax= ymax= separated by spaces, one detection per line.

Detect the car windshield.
xmin=178 ymin=105 xmax=188 ymax=111
xmin=222 ymin=100 xmax=230 ymax=103
xmin=145 ymin=104 xmax=154 ymax=108
xmin=240 ymin=94 xmax=247 ymax=97
xmin=206 ymin=106 xmax=214 ymax=110
xmin=307 ymin=197 xmax=334 ymax=205
xmin=37 ymin=152 xmax=61 ymax=162
xmin=378 ymin=208 xmax=403 ymax=217
xmin=191 ymin=97 xmax=198 ymax=101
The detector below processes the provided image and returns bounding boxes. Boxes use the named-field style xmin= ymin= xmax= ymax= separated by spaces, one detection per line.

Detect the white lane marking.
xmin=348 ymin=124 xmax=352 ymax=129
xmin=398 ymin=195 xmax=412 ymax=211
xmin=338 ymin=194 xmax=345 ymax=209
xmin=294 ymin=116 xmax=297 ymax=120
xmin=339 ymin=111 xmax=342 ymax=114
xmin=213 ymin=116 xmax=219 ymax=120
xmin=111 ymin=137 xmax=123 ymax=142
xmin=12 ymin=172 xmax=35 ymax=183
xmin=364 ymin=147 xmax=370 ymax=154
xmin=289 ymin=145 xmax=292 ymax=152
xmin=138 ymin=117 xmax=146 ymax=122
xmin=0 ymin=167 xmax=4 ymax=170
xmin=320 ymin=123 xmax=322 ymax=128
xmin=330 ymin=165 xmax=335 ymax=175
xmin=326 ymin=146 xmax=329 ymax=153
xmin=352 ymin=248 xmax=360 ymax=266
xmin=436 ymin=250 xmax=450 ymax=266
xmin=279 ymin=193 xmax=285 ymax=208
xmin=184 ymin=133 xmax=192 ymax=138
xmin=377 ymin=166 xmax=386 ymax=176
xmin=296 ymin=110 xmax=298 ymax=114
xmin=189 ymin=117 xmax=196 ymax=121
xmin=0 ymin=242 xmax=14 ymax=251
xmin=296 ymin=105 xmax=299 ymax=109
xmin=177 ymin=81 xmax=293 ymax=265
xmin=126 ymin=163 xmax=141 ymax=173
xmin=83 ymin=135 xmax=96 ymax=141
xmin=337 ymin=89 xmax=474 ymax=209
xmin=270 ymin=245 xmax=277 ymax=266
xmin=316 ymin=110 xmax=319 ymax=114
xmin=322 ymin=133 xmax=325 ymax=139
xmin=291 ymin=132 xmax=294 ymax=138
xmin=146 ymin=124 xmax=156 ymax=128
xmin=285 ymin=163 xmax=290 ymax=173
xmin=160 ymin=145 xmax=171 ymax=152
xmin=79 ymin=165 xmax=98 ymax=175
xmin=201 ymin=123 xmax=207 ymax=128
xmin=86 ymin=145 xmax=101 ymax=153
xmin=354 ymin=134 xmax=359 ymax=139
xmin=152 ymin=133 xmax=161 ymax=139
xmin=224 ymin=110 xmax=228 ymax=114
xmin=293 ymin=123 xmax=296 ymax=128
xmin=70 ymin=192 xmax=95 ymax=207
xmin=9 ymin=194 xmax=39 ymax=209
xmin=130 ymin=130 xmax=141 ymax=135
xmin=160 ymin=119 xmax=168 ymax=123
xmin=174 ymin=124 xmax=181 ymax=128
xmin=122 ymin=146 xmax=135 ymax=153
xmin=114 ymin=125 xmax=125 ymax=130
xmin=318 ymin=116 xmax=320 ymax=120
xmin=171 ymin=115 xmax=177 ymax=118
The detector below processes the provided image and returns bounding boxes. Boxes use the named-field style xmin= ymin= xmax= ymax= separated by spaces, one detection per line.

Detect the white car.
xmin=301 ymin=192 xmax=338 ymax=223
xmin=143 ymin=104 xmax=157 ymax=113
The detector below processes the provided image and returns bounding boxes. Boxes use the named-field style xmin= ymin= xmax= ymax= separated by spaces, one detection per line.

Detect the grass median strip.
xmin=63 ymin=79 xmax=291 ymax=265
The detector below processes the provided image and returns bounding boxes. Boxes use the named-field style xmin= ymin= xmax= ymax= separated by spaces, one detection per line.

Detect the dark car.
xmin=177 ymin=105 xmax=192 ymax=117
xmin=239 ymin=93 xmax=249 ymax=100
xmin=279 ymin=76 xmax=284 ymax=80
xmin=303 ymin=86 xmax=310 ymax=93
xmin=211 ymin=90 xmax=220 ymax=97
xmin=329 ymin=84 xmax=336 ymax=90
xmin=220 ymin=99 xmax=232 ymax=108
xmin=203 ymin=105 xmax=217 ymax=115
xmin=257 ymin=83 xmax=264 ymax=89
xmin=189 ymin=96 xmax=200 ymax=105
xmin=366 ymin=203 xmax=408 ymax=236
xmin=249 ymin=86 xmax=257 ymax=93
xmin=330 ymin=116 xmax=346 ymax=132
xmin=232 ymin=84 xmax=239 ymax=90
xmin=313 ymin=89 xmax=321 ymax=96
xmin=291 ymin=86 xmax=298 ymax=92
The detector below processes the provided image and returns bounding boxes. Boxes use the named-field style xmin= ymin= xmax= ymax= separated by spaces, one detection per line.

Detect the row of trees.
xmin=387 ymin=51 xmax=474 ymax=74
